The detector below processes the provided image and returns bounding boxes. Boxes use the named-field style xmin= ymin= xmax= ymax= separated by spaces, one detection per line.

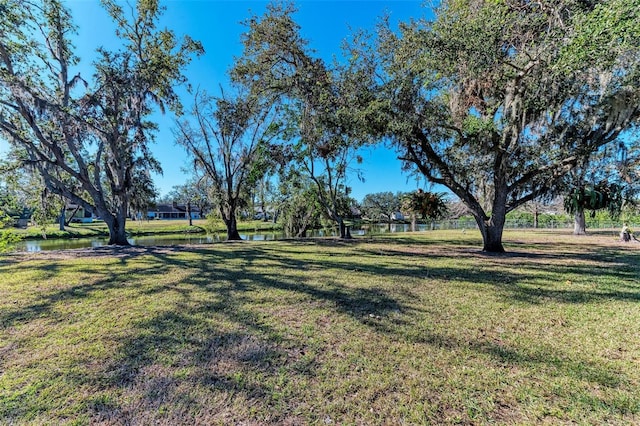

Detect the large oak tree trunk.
xmin=338 ymin=217 xmax=351 ymax=239
xmin=573 ymin=209 xmax=586 ymax=235
xmin=475 ymin=188 xmax=508 ymax=253
xmin=475 ymin=207 xmax=506 ymax=253
xmin=105 ymin=213 xmax=130 ymax=245
xmin=476 ymin=218 xmax=506 ymax=252
xmin=224 ymin=215 xmax=242 ymax=240
xmin=222 ymin=203 xmax=242 ymax=240
xmin=481 ymin=223 xmax=505 ymax=252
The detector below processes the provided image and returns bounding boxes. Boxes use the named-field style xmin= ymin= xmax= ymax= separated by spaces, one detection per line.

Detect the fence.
xmin=430 ymin=219 xmax=629 ymax=230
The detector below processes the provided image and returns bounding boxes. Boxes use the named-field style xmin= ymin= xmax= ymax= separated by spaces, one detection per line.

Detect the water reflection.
xmin=16 ymin=233 xmax=282 ymax=252
xmin=14 ymin=223 xmax=429 ymax=252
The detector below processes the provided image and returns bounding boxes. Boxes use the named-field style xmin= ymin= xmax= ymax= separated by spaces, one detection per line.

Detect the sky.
xmin=0 ymin=0 xmax=436 ymax=202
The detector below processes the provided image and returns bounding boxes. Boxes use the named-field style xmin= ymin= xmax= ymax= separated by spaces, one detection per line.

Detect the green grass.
xmin=1 ymin=230 xmax=639 ymax=424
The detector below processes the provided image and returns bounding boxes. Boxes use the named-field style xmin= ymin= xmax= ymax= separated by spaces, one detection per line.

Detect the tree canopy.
xmin=0 ymin=0 xmax=202 ymax=245
xmin=357 ymin=0 xmax=640 ymax=251
xmin=174 ymin=89 xmax=280 ymax=240
xmin=361 ymin=191 xmax=402 ymax=225
xmin=231 ymin=3 xmax=368 ymax=238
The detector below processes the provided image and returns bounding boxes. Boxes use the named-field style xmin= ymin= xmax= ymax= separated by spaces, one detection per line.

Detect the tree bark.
xmin=475 ymin=186 xmax=508 ymax=253
xmin=224 ymin=215 xmax=242 ymax=240
xmin=338 ymin=217 xmax=351 ymax=239
xmin=220 ymin=201 xmax=243 ymax=240
xmin=64 ymin=204 xmax=81 ymax=226
xmin=187 ymin=201 xmax=193 ymax=227
xmin=59 ymin=205 xmax=66 ymax=231
xmin=105 ymin=213 xmax=130 ymax=245
xmin=475 ymin=204 xmax=506 ymax=253
xmin=479 ymin=220 xmax=506 ymax=252
xmin=573 ymin=209 xmax=586 ymax=235
xmin=261 ymin=198 xmax=268 ymax=222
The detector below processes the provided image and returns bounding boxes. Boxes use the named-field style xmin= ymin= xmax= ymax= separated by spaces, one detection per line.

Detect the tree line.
xmin=1 ymin=0 xmax=639 ymax=252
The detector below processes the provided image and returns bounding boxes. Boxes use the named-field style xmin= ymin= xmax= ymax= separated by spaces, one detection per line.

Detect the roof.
xmin=151 ymin=204 xmax=201 ymax=213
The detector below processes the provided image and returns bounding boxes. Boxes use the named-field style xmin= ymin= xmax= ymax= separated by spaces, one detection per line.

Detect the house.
xmin=348 ymin=206 xmax=362 ymax=220
xmin=65 ymin=204 xmax=95 ymax=223
xmin=147 ymin=203 xmax=201 ymax=220
xmin=391 ymin=212 xmax=405 ymax=221
xmin=15 ymin=207 xmax=33 ymax=228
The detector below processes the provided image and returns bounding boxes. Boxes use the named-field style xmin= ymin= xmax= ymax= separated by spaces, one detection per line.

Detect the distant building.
xmin=391 ymin=212 xmax=405 ymax=221
xmin=348 ymin=206 xmax=362 ymax=220
xmin=15 ymin=207 xmax=33 ymax=228
xmin=65 ymin=204 xmax=95 ymax=223
xmin=147 ymin=203 xmax=201 ymax=220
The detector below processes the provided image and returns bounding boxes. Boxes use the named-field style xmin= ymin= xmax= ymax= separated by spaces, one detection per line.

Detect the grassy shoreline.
xmin=1 ymin=230 xmax=639 ymax=424
xmin=9 ymin=219 xmax=282 ymax=241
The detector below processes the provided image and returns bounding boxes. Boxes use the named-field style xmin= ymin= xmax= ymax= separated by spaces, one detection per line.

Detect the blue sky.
xmin=1 ymin=0 xmax=435 ymax=202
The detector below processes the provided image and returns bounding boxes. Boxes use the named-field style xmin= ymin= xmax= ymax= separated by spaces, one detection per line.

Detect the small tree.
xmin=361 ymin=191 xmax=403 ymax=229
xmin=245 ymin=134 xmax=292 ymax=223
xmin=166 ymin=179 xmax=210 ymax=227
xmin=129 ymin=169 xmax=158 ymax=223
xmin=1 ymin=156 xmax=69 ymax=234
xmin=0 ymin=179 xmax=19 ymax=252
xmin=403 ymin=190 xmax=449 ymax=231
xmin=564 ymin=182 xmax=625 ymax=233
xmin=278 ymin=168 xmax=321 ymax=238
xmin=0 ymin=210 xmax=19 ymax=252
xmin=561 ymin=137 xmax=640 ymax=234
xmin=175 ymin=89 xmax=280 ymax=240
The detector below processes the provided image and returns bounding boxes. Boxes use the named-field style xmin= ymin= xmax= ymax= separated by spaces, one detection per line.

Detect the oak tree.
xmin=363 ymin=0 xmax=640 ymax=251
xmin=231 ymin=3 xmax=366 ymax=238
xmin=0 ymin=0 xmax=201 ymax=245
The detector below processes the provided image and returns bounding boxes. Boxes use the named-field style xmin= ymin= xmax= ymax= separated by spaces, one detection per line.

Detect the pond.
xmin=14 ymin=223 xmax=429 ymax=252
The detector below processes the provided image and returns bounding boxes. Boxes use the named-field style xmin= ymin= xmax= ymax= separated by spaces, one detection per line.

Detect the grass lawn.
xmin=1 ymin=230 xmax=639 ymax=424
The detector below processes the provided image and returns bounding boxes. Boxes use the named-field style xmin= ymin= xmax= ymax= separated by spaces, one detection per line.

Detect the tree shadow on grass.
xmin=0 ymin=250 xmax=176 ymax=330
xmin=401 ymin=327 xmax=626 ymax=389
xmin=141 ymin=244 xmax=408 ymax=324
xmin=2 ymin=239 xmax=639 ymax=423
xmin=0 ymin=270 xmax=127 ymax=330
xmin=350 ymin=236 xmax=639 ymax=303
xmin=0 ymin=247 xmax=321 ymax=423
xmin=88 ymin=324 xmax=294 ymax=423
xmin=3 ymin=239 xmax=638 ymax=333
xmin=79 ymin=251 xmax=337 ymax=423
xmin=0 ymin=254 xmax=23 ymax=267
xmin=0 ymin=243 xmax=399 ymax=422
